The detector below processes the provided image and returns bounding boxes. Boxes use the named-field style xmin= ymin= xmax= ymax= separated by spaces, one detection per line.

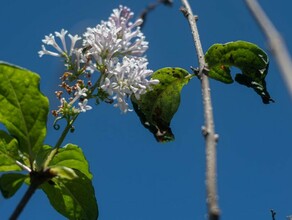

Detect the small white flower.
xmin=100 ymin=77 xmax=114 ymax=96
xmin=39 ymin=29 xmax=81 ymax=58
xmin=78 ymin=99 xmax=92 ymax=112
xmin=55 ymin=29 xmax=68 ymax=54
xmin=60 ymin=97 xmax=67 ymax=106
xmin=38 ymin=45 xmax=59 ymax=57
xmin=69 ymin=85 xmax=88 ymax=105
xmin=113 ymin=95 xmax=130 ymax=113
xmin=68 ymin=34 xmax=82 ymax=55
xmin=74 ymin=85 xmax=88 ymax=98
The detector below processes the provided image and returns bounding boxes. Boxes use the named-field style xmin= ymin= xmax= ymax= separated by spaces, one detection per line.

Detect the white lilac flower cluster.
xmin=39 ymin=5 xmax=158 ymax=114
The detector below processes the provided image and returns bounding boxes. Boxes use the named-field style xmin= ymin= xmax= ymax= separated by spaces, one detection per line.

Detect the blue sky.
xmin=1 ymin=0 xmax=292 ymax=219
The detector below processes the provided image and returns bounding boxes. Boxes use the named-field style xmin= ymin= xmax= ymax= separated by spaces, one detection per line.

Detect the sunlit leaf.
xmin=47 ymin=144 xmax=92 ymax=180
xmin=0 ymin=62 xmax=49 ymax=161
xmin=41 ymin=170 xmax=98 ymax=220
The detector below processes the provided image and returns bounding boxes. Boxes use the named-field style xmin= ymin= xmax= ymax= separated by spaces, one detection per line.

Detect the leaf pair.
xmin=132 ymin=41 xmax=274 ymax=143
xmin=0 ymin=62 xmax=98 ymax=220
xmin=204 ymin=41 xmax=274 ymax=104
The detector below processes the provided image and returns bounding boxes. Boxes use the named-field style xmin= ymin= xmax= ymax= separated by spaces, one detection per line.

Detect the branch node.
xmin=191 ymin=66 xmax=205 ymax=81
xmin=201 ymin=126 xmax=209 ymax=137
xmin=190 ymin=66 xmax=199 ymax=74
xmin=194 ymin=15 xmax=199 ymax=21
xmin=180 ymin=6 xmax=189 ymax=18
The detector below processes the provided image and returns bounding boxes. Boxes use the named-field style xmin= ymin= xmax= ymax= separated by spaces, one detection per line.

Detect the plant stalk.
xmin=54 ymin=114 xmax=79 ymax=150
xmin=245 ymin=0 xmax=292 ymax=99
xmin=180 ymin=0 xmax=220 ymax=219
xmin=9 ymin=179 xmax=40 ymax=220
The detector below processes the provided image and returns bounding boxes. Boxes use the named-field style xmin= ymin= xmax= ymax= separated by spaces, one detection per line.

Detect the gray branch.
xmin=245 ymin=0 xmax=292 ymax=99
xmin=180 ymin=0 xmax=220 ymax=219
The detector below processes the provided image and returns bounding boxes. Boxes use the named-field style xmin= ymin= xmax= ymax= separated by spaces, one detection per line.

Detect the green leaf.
xmin=47 ymin=144 xmax=92 ymax=180
xmin=131 ymin=67 xmax=191 ymax=142
xmin=0 ymin=62 xmax=49 ymax=162
xmin=41 ymin=170 xmax=98 ymax=220
xmin=204 ymin=41 xmax=274 ymax=104
xmin=0 ymin=173 xmax=27 ymax=198
xmin=207 ymin=65 xmax=233 ymax=84
xmin=0 ymin=130 xmax=22 ymax=172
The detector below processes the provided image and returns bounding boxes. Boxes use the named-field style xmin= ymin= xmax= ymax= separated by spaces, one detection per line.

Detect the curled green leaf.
xmin=204 ymin=41 xmax=274 ymax=104
xmin=131 ymin=67 xmax=191 ymax=142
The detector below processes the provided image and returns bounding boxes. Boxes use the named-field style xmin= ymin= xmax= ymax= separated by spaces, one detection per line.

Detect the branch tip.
xmin=270 ymin=209 xmax=276 ymax=220
xmin=139 ymin=0 xmax=173 ymax=29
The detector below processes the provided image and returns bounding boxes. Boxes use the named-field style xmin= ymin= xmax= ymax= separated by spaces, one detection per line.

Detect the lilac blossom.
xmin=39 ymin=6 xmax=158 ymax=113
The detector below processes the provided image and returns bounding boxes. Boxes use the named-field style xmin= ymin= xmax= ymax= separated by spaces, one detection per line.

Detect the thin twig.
xmin=180 ymin=0 xmax=220 ymax=219
xmin=54 ymin=114 xmax=79 ymax=150
xmin=271 ymin=209 xmax=276 ymax=220
xmin=139 ymin=0 xmax=173 ymax=29
xmin=245 ymin=0 xmax=292 ymax=99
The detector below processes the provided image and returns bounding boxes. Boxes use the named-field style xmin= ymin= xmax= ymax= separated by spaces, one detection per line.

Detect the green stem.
xmin=43 ymin=114 xmax=79 ymax=169
xmin=54 ymin=114 xmax=79 ymax=150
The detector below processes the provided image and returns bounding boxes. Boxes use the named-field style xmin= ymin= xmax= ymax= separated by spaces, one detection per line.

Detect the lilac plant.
xmin=0 ymin=6 xmax=166 ymax=220
xmin=0 ymin=2 xmax=275 ymax=220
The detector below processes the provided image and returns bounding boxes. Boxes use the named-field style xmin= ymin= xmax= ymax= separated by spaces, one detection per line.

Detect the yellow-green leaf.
xmin=132 ymin=67 xmax=191 ymax=142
